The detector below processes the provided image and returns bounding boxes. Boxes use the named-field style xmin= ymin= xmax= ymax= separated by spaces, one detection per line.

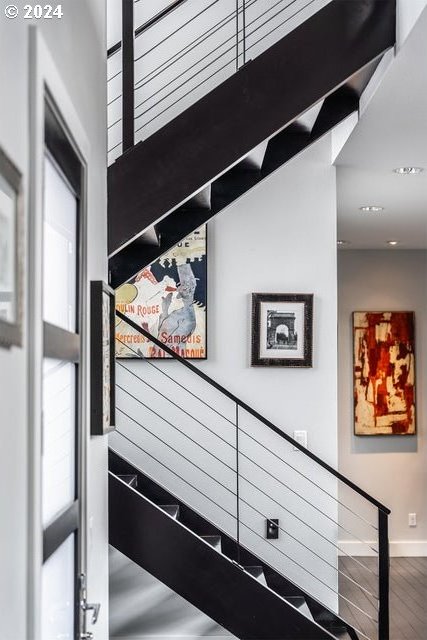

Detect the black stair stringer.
xmin=109 ymin=450 xmax=359 ymax=640
xmin=108 ymin=0 xmax=395 ymax=260
xmin=109 ymin=472 xmax=337 ymax=640
xmin=110 ymin=112 xmax=336 ymax=287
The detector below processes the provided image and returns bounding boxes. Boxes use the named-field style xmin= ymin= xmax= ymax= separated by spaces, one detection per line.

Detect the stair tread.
xmin=200 ymin=535 xmax=222 ymax=551
xmin=159 ymin=504 xmax=180 ymax=519
xmin=244 ymin=566 xmax=267 ymax=586
xmin=284 ymin=596 xmax=314 ymax=621
xmin=117 ymin=474 xmax=138 ymax=488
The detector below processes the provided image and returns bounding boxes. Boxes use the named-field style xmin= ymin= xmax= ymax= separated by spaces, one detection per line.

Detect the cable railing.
xmin=111 ymin=310 xmax=390 ymax=640
xmin=107 ymin=0 xmax=332 ymax=162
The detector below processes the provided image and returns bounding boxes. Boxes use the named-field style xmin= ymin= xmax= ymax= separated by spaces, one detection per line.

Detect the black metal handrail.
xmin=116 ymin=309 xmax=389 ymax=515
xmin=117 ymin=364 xmax=380 ymax=560
xmin=114 ymin=310 xmax=391 ymax=639
xmin=107 ymin=0 xmax=191 ymax=59
xmin=118 ymin=357 xmax=380 ymax=542
xmin=116 ymin=365 xmax=382 ymax=604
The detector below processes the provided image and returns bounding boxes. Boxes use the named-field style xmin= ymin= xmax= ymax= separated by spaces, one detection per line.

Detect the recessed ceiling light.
xmin=393 ymin=167 xmax=424 ymax=175
xmin=337 ymin=240 xmax=350 ymax=246
xmin=359 ymin=206 xmax=384 ymax=212
xmin=387 ymin=240 xmax=399 ymax=246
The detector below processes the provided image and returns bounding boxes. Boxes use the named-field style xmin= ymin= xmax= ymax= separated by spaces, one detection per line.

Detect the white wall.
xmin=203 ymin=138 xmax=337 ymax=463
xmin=0 ymin=2 xmax=109 ymax=639
xmin=112 ymin=135 xmax=340 ymax=608
xmin=397 ymin=0 xmax=427 ymax=47
xmin=338 ymin=250 xmax=427 ymax=556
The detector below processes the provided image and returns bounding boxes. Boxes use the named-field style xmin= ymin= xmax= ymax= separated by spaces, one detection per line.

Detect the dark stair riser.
xmin=109 ymin=472 xmax=337 ymax=640
xmin=108 ymin=0 xmax=395 ymax=257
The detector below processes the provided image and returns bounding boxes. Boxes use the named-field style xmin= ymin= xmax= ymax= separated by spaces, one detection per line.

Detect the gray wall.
xmin=338 ymin=249 xmax=427 ymax=555
xmin=0 ymin=3 xmax=109 ymax=638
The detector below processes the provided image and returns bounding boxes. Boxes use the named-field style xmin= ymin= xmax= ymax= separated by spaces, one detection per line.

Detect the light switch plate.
xmin=293 ymin=430 xmax=307 ymax=450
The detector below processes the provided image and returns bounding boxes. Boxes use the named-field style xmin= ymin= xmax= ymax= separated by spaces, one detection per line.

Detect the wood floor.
xmin=338 ymin=557 xmax=427 ymax=640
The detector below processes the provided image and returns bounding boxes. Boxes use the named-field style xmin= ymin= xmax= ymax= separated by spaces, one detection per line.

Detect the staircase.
xmin=107 ymin=1 xmax=395 ymax=639
xmin=110 ymin=314 xmax=390 ymax=640
xmin=110 ymin=450 xmax=358 ymax=640
xmin=107 ymin=0 xmax=396 ymax=286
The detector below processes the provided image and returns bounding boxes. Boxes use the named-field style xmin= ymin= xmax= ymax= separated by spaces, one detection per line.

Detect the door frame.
xmin=28 ymin=26 xmax=90 ymax=640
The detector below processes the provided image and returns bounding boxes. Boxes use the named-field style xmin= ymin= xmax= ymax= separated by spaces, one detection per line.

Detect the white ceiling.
xmin=336 ymin=7 xmax=427 ymax=249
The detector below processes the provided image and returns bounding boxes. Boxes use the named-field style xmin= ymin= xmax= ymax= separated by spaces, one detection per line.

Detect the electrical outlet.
xmin=409 ymin=513 xmax=417 ymax=527
xmin=293 ymin=430 xmax=307 ymax=451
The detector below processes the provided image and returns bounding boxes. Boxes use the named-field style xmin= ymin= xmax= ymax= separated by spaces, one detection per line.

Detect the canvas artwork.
xmin=353 ymin=311 xmax=416 ymax=436
xmin=115 ymin=225 xmax=207 ymax=359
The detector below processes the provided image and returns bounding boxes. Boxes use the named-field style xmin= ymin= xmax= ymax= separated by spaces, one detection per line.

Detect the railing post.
xmin=235 ymin=0 xmax=239 ymax=70
xmin=122 ymin=0 xmax=134 ymax=151
xmin=378 ymin=510 xmax=390 ymax=640
xmin=242 ymin=0 xmax=246 ymax=65
xmin=236 ymin=403 xmax=240 ymax=566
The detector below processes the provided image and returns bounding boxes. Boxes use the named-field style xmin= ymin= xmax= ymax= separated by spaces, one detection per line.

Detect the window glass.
xmin=41 ymin=534 xmax=75 ymax=640
xmin=43 ymin=155 xmax=77 ymax=332
xmin=42 ymin=358 xmax=76 ymax=526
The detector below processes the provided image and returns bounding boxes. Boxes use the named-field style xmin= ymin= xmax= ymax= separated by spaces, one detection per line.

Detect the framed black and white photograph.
xmin=0 ymin=147 xmax=23 ymax=349
xmin=91 ymin=281 xmax=116 ymax=435
xmin=251 ymin=293 xmax=313 ymax=367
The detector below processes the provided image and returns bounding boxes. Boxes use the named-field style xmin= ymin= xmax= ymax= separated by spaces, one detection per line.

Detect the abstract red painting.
xmin=353 ymin=312 xmax=416 ymax=436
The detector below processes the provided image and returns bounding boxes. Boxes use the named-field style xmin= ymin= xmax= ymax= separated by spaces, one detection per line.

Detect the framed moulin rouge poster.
xmin=115 ymin=225 xmax=207 ymax=360
xmin=353 ymin=311 xmax=416 ymax=436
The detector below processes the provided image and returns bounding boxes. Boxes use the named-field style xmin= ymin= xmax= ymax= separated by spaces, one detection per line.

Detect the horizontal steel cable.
xmin=117 ymin=344 xmax=378 ymax=544
xmin=114 ymin=428 xmax=237 ymax=521
xmin=118 ymin=362 xmax=379 ymax=573
xmin=117 ymin=407 xmax=236 ymax=496
xmin=116 ymin=382 xmax=235 ymax=469
xmin=134 ymin=54 xmax=233 ymax=134
xmin=238 ymin=422 xmax=378 ymax=532
xmin=112 ymin=430 xmax=378 ymax=631
xmin=133 ymin=0 xmax=221 ymax=65
xmin=240 ymin=521 xmax=379 ymax=625
xmin=246 ymin=0 xmax=317 ymax=55
xmin=133 ymin=0 xmax=315 ymax=120
xmin=115 ymin=377 xmax=378 ymax=587
xmin=119 ymin=355 xmax=235 ymax=426
xmin=116 ymin=416 xmax=376 ymax=603
xmin=116 ymin=339 xmax=379 ymax=546
xmin=108 ymin=139 xmax=123 ymax=154
xmin=108 ymin=0 xmax=256 ymax=103
xmin=133 ymin=0 xmax=265 ymax=92
xmin=118 ymin=363 xmax=235 ymax=448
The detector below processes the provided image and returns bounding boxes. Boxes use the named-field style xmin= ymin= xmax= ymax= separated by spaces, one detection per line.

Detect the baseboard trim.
xmin=339 ymin=540 xmax=427 ymax=557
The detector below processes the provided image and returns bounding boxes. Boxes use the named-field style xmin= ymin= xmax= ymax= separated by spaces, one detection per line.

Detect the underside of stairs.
xmin=108 ymin=0 xmax=396 ymax=287
xmin=109 ymin=450 xmax=359 ymax=640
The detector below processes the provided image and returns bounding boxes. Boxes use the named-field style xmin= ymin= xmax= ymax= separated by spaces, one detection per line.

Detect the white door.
xmin=40 ymin=98 xmax=98 ymax=640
